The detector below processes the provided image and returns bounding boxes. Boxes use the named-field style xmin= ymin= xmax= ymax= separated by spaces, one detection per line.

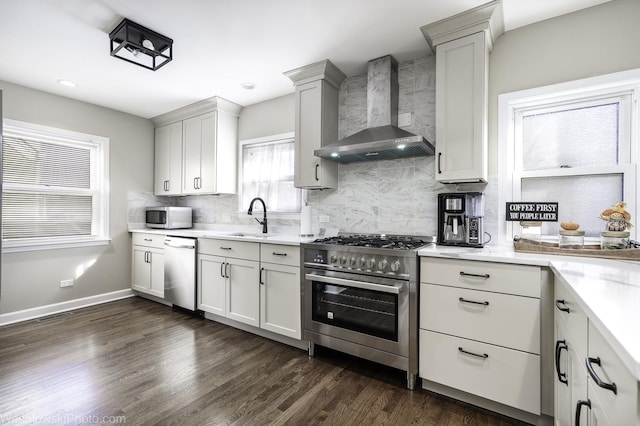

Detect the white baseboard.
xmin=0 ymin=289 xmax=135 ymax=326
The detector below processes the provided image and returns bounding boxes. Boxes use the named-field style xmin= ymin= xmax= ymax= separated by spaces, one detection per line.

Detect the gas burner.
xmin=312 ymin=234 xmax=433 ymax=251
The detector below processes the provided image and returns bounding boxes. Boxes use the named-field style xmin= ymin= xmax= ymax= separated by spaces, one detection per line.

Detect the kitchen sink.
xmin=221 ymin=232 xmax=271 ymax=238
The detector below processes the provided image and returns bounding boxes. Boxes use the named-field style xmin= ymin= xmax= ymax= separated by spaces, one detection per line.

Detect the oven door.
xmin=303 ymin=268 xmax=408 ymax=357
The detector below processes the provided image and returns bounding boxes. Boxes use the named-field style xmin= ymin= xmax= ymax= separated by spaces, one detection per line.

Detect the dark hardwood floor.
xmin=0 ymin=297 xmax=527 ymax=425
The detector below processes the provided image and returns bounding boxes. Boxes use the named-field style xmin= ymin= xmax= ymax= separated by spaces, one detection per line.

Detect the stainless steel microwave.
xmin=145 ymin=206 xmax=192 ymax=229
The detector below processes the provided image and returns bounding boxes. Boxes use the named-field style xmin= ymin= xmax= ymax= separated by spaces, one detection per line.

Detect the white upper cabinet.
xmin=421 ymin=0 xmax=503 ymax=183
xmin=284 ymin=60 xmax=345 ymax=190
xmin=434 ymin=32 xmax=488 ymax=183
xmin=154 ymin=121 xmax=183 ymax=195
xmin=151 ymin=96 xmax=242 ymax=196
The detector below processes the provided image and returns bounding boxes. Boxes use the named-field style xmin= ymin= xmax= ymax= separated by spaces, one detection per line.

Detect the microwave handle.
xmin=304 ymin=273 xmax=400 ymax=295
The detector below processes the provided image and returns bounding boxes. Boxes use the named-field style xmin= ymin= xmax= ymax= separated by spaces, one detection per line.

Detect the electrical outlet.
xmin=319 ymin=215 xmax=330 ymax=223
xmin=398 ymin=112 xmax=412 ymax=127
xmin=60 ymin=279 xmax=74 ymax=288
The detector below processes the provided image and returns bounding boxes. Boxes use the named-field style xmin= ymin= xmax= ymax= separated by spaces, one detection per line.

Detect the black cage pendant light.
xmin=109 ymin=18 xmax=173 ymax=71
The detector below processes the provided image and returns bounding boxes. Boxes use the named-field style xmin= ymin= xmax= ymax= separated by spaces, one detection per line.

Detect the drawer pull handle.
xmin=459 ymin=271 xmax=490 ymax=279
xmin=272 ymin=252 xmax=287 ymax=256
xmin=144 ymin=238 xmax=152 ymax=241
xmin=458 ymin=297 xmax=489 ymax=306
xmin=575 ymin=399 xmax=591 ymax=426
xmin=555 ymin=340 xmax=569 ymax=385
xmin=458 ymin=347 xmax=488 ymax=359
xmin=220 ymin=247 xmax=232 ymax=250
xmin=555 ymin=299 xmax=571 ymax=313
xmin=586 ymin=357 xmax=617 ymax=395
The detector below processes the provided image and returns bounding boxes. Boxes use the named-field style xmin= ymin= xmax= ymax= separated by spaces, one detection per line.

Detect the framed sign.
xmin=506 ymin=202 xmax=558 ymax=221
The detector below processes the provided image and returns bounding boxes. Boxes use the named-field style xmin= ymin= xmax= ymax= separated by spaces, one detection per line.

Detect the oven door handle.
xmin=304 ymin=273 xmax=401 ymax=295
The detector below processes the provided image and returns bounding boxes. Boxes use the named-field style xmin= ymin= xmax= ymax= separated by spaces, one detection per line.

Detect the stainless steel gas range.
xmin=300 ymin=234 xmax=434 ymax=390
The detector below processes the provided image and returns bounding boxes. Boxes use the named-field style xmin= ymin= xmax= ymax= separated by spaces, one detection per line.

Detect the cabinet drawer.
xmin=260 ymin=244 xmax=300 ymax=267
xmin=132 ymin=232 xmax=165 ymax=249
xmin=420 ymin=258 xmax=540 ymax=298
xmin=420 ymin=284 xmax=540 ymax=354
xmin=419 ymin=330 xmax=540 ymax=415
xmin=587 ymin=324 xmax=638 ymax=426
xmin=554 ymin=278 xmax=588 ymax=363
xmin=198 ymin=238 xmax=259 ymax=260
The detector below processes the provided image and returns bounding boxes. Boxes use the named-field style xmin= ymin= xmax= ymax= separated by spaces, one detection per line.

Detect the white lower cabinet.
xmin=226 ymin=257 xmax=260 ymax=327
xmin=420 ymin=329 xmax=540 ymax=414
xmin=260 ymin=261 xmax=301 ymax=339
xmin=419 ymin=257 xmax=543 ymax=417
xmin=131 ymin=233 xmax=164 ymax=298
xmin=554 ymin=277 xmax=639 ymax=426
xmin=198 ymin=239 xmax=301 ymax=340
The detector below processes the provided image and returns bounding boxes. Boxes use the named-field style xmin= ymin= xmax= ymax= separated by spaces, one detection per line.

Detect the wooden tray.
xmin=513 ymin=238 xmax=640 ymax=261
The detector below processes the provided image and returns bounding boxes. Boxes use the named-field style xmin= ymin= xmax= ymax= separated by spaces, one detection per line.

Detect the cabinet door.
xmin=435 ymin=31 xmax=487 ymax=183
xmin=226 ymin=258 xmax=260 ymax=327
xmin=148 ymin=248 xmax=164 ymax=298
xmin=154 ymin=122 xmax=183 ymax=195
xmin=294 ymin=80 xmax=338 ymax=189
xmin=260 ymin=263 xmax=301 ymax=339
xmin=570 ymin=343 xmax=589 ymax=426
xmin=196 ymin=111 xmax=218 ymax=193
xmin=198 ymin=254 xmax=226 ymax=316
xmin=182 ymin=114 xmax=205 ymax=194
xmin=131 ymin=245 xmax=151 ymax=293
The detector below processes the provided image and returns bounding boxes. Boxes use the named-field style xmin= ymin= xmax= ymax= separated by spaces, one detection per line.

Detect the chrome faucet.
xmin=247 ymin=197 xmax=268 ymax=234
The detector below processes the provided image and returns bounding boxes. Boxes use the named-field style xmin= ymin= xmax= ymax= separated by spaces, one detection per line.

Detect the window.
xmin=498 ymin=69 xmax=640 ymax=244
xmin=2 ymin=119 xmax=109 ymax=251
xmin=239 ymin=133 xmax=301 ymax=214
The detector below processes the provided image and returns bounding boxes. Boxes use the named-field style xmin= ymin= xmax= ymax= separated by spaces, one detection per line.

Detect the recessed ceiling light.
xmin=58 ymin=79 xmax=77 ymax=88
xmin=241 ymin=81 xmax=256 ymax=90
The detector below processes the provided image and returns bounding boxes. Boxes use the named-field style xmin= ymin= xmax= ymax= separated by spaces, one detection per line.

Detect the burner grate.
xmin=312 ymin=234 xmax=431 ymax=250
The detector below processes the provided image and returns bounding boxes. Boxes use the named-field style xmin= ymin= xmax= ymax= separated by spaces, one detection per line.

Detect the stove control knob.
xmin=339 ymin=256 xmax=347 ymax=266
xmin=366 ymin=257 xmax=376 ymax=269
xmin=357 ymin=257 xmax=367 ymax=268
xmin=330 ymin=255 xmax=338 ymax=265
xmin=349 ymin=257 xmax=357 ymax=267
xmin=378 ymin=259 xmax=388 ymax=271
xmin=390 ymin=260 xmax=401 ymax=272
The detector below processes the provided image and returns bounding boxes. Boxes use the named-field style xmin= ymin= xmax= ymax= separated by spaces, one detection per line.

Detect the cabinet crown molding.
xmin=284 ymin=59 xmax=347 ymax=90
xmin=151 ymin=96 xmax=243 ymax=127
xmin=420 ymin=0 xmax=504 ymax=52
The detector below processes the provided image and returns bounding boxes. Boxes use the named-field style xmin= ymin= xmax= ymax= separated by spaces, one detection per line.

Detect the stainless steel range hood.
xmin=315 ymin=55 xmax=434 ymax=164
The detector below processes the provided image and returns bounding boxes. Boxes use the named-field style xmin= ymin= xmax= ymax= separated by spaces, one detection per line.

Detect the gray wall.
xmin=238 ymin=93 xmax=294 ymax=141
xmin=488 ymin=0 xmax=640 ymax=174
xmin=0 ymin=80 xmax=154 ymax=315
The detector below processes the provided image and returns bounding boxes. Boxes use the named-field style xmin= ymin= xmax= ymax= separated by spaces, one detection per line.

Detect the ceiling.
xmin=0 ymin=0 xmax=610 ymax=119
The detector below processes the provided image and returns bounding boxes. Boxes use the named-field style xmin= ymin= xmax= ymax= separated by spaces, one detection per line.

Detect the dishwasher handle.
xmin=164 ymin=240 xmax=196 ymax=249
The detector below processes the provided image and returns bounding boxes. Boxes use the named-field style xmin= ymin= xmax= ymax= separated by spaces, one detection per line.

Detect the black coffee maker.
xmin=437 ymin=192 xmax=485 ymax=247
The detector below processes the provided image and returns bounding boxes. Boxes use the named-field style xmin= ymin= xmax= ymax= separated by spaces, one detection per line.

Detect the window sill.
xmin=2 ymin=237 xmax=111 ymax=253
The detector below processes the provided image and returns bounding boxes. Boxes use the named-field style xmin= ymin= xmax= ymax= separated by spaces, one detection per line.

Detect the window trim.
xmin=237 ymin=131 xmax=301 ymax=219
xmin=498 ymin=68 xmax=640 ymax=245
xmin=2 ymin=119 xmax=110 ymax=252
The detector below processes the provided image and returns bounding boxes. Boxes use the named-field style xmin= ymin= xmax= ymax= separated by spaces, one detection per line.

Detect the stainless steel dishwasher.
xmin=163 ymin=236 xmax=197 ymax=311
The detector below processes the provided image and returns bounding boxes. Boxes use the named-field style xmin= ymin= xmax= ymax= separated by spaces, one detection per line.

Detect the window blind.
xmin=2 ymin=135 xmax=94 ymax=240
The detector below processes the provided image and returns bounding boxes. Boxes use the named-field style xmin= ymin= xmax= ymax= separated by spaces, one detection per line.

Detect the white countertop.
xmin=130 ymin=227 xmax=316 ymax=246
xmin=420 ymin=243 xmax=640 ymax=381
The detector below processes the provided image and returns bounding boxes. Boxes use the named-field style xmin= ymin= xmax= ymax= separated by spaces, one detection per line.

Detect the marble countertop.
xmin=130 ymin=227 xmax=316 ymax=246
xmin=420 ymin=244 xmax=640 ymax=381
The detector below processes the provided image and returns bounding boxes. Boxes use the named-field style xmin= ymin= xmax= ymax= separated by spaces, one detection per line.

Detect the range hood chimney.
xmin=314 ymin=55 xmax=434 ymax=164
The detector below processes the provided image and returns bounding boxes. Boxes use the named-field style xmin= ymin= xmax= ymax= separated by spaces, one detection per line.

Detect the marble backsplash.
xmin=129 ymin=54 xmax=498 ymax=241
